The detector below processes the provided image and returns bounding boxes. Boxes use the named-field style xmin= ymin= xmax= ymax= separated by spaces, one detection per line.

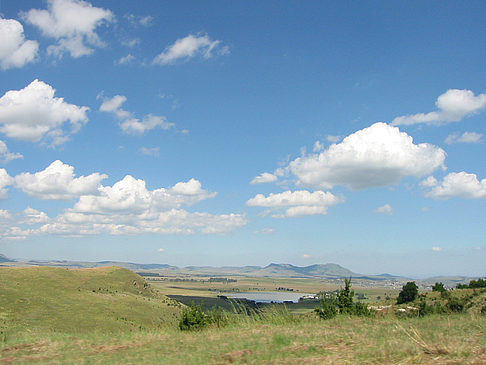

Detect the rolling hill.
xmin=0 ymin=266 xmax=182 ymax=334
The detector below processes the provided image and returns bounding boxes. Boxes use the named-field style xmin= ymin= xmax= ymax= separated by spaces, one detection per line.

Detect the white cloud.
xmin=140 ymin=147 xmax=159 ymax=157
xmin=22 ymin=207 xmax=51 ymax=225
xmin=15 ymin=160 xmax=107 ymax=200
xmin=250 ymin=172 xmax=278 ymax=185
xmin=99 ymin=95 xmax=131 ymax=118
xmin=445 ymin=131 xmax=482 ymax=144
xmin=392 ymin=89 xmax=486 ymax=126
xmin=284 ymin=122 xmax=446 ymax=190
xmin=153 ymin=34 xmax=226 ymax=65
xmin=0 ymin=79 xmax=89 ymax=146
xmin=121 ymin=38 xmax=140 ymax=48
xmin=115 ymin=54 xmax=135 ymax=65
xmin=0 ymin=18 xmax=39 ymax=70
xmin=0 ymin=141 xmax=23 ymax=163
xmin=326 ymin=135 xmax=341 ymax=143
xmin=99 ymin=95 xmax=175 ymax=134
xmin=120 ymin=115 xmax=174 ymax=135
xmin=157 ymin=248 xmax=165 ymax=252
xmin=125 ymin=14 xmax=153 ymax=27
xmin=73 ymin=176 xmax=216 ymax=213
xmin=255 ymin=227 xmax=275 ymax=235
xmin=0 ymin=210 xmax=32 ymax=240
xmin=247 ymin=190 xmax=343 ymax=217
xmin=374 ymin=204 xmax=393 ymax=215
xmin=302 ymin=253 xmax=311 ymax=259
xmin=432 ymin=247 xmax=442 ymax=252
xmin=313 ymin=141 xmax=324 ymax=152
xmin=421 ymin=172 xmax=486 ymax=200
xmin=0 ymin=169 xmax=13 ymax=199
xmin=36 ymin=175 xmax=245 ymax=236
xmin=23 ymin=0 xmax=113 ymax=58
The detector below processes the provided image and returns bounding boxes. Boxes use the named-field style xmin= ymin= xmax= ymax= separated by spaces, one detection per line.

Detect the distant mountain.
xmin=0 ymin=254 xmax=14 ymax=263
xmin=26 ymin=260 xmax=178 ymax=271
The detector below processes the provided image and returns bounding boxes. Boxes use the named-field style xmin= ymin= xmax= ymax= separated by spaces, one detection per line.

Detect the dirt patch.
xmin=220 ymin=349 xmax=253 ymax=363
xmin=90 ymin=343 xmax=135 ymax=354
xmin=0 ymin=341 xmax=49 ymax=355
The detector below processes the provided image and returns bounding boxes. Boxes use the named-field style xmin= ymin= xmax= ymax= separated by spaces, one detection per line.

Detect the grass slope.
xmin=0 ymin=266 xmax=181 ymax=336
xmin=0 ymin=314 xmax=484 ymax=364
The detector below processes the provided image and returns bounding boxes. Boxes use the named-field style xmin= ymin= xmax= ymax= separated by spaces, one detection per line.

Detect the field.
xmin=0 ymin=267 xmax=485 ymax=364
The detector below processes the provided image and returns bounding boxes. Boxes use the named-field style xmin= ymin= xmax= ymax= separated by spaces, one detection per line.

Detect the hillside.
xmin=0 ymin=266 xmax=181 ymax=335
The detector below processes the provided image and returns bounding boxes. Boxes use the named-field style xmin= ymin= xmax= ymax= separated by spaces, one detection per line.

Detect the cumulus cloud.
xmin=15 ymin=160 xmax=107 ymax=200
xmin=0 ymin=141 xmax=23 ymax=163
xmin=0 ymin=18 xmax=39 ymax=70
xmin=250 ymin=172 xmax=278 ymax=185
xmin=421 ymin=172 xmax=486 ymax=200
xmin=283 ymin=122 xmax=446 ymax=190
xmin=392 ymin=89 xmax=486 ymax=126
xmin=247 ymin=190 xmax=343 ymax=217
xmin=445 ymin=132 xmax=482 ymax=144
xmin=99 ymin=94 xmax=175 ymax=134
xmin=374 ymin=204 xmax=393 ymax=215
xmin=22 ymin=207 xmax=51 ymax=225
xmin=35 ymin=176 xmax=244 ymax=236
xmin=432 ymin=247 xmax=442 ymax=252
xmin=0 ymin=79 xmax=89 ymax=146
xmin=0 ymin=169 xmax=13 ymax=199
xmin=153 ymin=34 xmax=227 ymax=65
xmin=23 ymin=0 xmax=113 ymax=58
xmin=73 ymin=176 xmax=216 ymax=213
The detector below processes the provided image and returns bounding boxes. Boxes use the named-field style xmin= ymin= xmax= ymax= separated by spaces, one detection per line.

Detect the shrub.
xmin=315 ymin=278 xmax=372 ymax=319
xmin=179 ymin=302 xmax=212 ymax=331
xmin=315 ymin=296 xmax=337 ymax=319
xmin=446 ymin=297 xmax=465 ymax=313
xmin=432 ymin=282 xmax=446 ymax=293
xmin=397 ymin=282 xmax=418 ymax=304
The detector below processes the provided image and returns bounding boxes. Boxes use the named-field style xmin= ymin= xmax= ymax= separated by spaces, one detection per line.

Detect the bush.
xmin=315 ymin=296 xmax=337 ymax=319
xmin=179 ymin=302 xmax=212 ymax=331
xmin=315 ymin=278 xmax=372 ymax=319
xmin=446 ymin=297 xmax=465 ymax=313
xmin=432 ymin=282 xmax=446 ymax=293
xmin=397 ymin=282 xmax=418 ymax=304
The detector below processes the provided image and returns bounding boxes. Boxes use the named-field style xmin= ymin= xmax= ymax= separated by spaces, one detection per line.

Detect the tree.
xmin=397 ymin=282 xmax=418 ymax=304
xmin=337 ymin=277 xmax=355 ymax=313
xmin=432 ymin=282 xmax=446 ymax=293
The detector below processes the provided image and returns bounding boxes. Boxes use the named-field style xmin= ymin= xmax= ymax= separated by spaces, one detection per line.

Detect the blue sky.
xmin=0 ymin=0 xmax=485 ymax=277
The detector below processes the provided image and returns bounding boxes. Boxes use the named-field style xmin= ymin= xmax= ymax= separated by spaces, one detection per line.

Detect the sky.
xmin=0 ymin=0 xmax=485 ymax=278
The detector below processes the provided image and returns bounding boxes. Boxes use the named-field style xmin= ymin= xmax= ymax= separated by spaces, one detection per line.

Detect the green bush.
xmin=432 ymin=282 xmax=446 ymax=293
xmin=315 ymin=297 xmax=337 ymax=319
xmin=397 ymin=282 xmax=418 ymax=304
xmin=446 ymin=297 xmax=465 ymax=313
xmin=315 ymin=278 xmax=372 ymax=319
xmin=179 ymin=302 xmax=212 ymax=331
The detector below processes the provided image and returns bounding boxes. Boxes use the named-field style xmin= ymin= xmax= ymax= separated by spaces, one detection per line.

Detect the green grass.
xmin=1 ymin=267 xmax=485 ymax=364
xmin=1 ymin=314 xmax=484 ymax=364
xmin=0 ymin=266 xmax=182 ymax=337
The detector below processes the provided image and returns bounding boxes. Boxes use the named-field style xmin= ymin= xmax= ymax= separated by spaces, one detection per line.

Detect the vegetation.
xmin=315 ymin=277 xmax=371 ymax=319
xmin=1 ymin=267 xmax=485 ymax=364
xmin=456 ymin=277 xmax=486 ymax=289
xmin=397 ymin=281 xmax=418 ymax=304
xmin=431 ymin=282 xmax=446 ymax=293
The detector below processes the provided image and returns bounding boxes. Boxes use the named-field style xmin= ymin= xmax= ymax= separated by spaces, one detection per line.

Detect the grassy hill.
xmin=0 ymin=266 xmax=181 ymax=336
